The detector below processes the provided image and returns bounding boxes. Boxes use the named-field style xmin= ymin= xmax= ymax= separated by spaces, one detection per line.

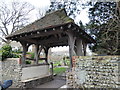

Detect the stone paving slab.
xmin=36 ymin=79 xmax=66 ymax=88
xmin=27 ymin=76 xmax=66 ymax=90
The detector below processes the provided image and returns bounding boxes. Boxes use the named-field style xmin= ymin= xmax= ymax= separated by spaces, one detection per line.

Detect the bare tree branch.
xmin=0 ymin=1 xmax=34 ymax=43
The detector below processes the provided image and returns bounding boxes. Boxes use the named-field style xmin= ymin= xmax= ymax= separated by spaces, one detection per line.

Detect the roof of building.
xmin=6 ymin=8 xmax=95 ymax=45
xmin=6 ymin=8 xmax=74 ymax=38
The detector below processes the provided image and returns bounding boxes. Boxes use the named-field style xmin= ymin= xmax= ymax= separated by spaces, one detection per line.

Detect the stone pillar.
xmin=35 ymin=44 xmax=39 ymax=64
xmin=83 ymin=42 xmax=87 ymax=56
xmin=67 ymin=31 xmax=76 ymax=69
xmin=76 ymin=38 xmax=83 ymax=56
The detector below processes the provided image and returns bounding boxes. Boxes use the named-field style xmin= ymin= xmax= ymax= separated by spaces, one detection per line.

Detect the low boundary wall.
xmin=0 ymin=58 xmax=52 ymax=88
xmin=67 ymin=56 xmax=120 ymax=88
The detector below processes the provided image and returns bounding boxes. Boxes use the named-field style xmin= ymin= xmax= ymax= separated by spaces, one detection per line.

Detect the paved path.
xmin=27 ymin=76 xmax=66 ymax=90
xmin=36 ymin=77 xmax=66 ymax=88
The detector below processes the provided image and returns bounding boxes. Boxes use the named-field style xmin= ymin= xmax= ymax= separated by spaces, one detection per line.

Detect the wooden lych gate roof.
xmin=6 ymin=8 xmax=95 ymax=47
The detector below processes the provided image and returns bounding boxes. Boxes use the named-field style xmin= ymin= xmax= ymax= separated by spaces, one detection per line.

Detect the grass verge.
xmin=53 ymin=67 xmax=66 ymax=75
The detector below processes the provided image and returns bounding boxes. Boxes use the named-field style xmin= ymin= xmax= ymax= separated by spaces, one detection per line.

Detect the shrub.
xmin=1 ymin=44 xmax=21 ymax=61
xmin=12 ymin=54 xmax=20 ymax=58
xmin=26 ymin=60 xmax=31 ymax=64
xmin=2 ymin=44 xmax=13 ymax=60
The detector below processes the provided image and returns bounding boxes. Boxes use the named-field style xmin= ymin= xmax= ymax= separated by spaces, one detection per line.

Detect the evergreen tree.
xmin=48 ymin=0 xmax=87 ymax=19
xmin=88 ymin=2 xmax=120 ymax=55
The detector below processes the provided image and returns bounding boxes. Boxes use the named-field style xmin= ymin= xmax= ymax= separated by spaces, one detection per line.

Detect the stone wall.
xmin=67 ymin=56 xmax=120 ymax=88
xmin=0 ymin=52 xmax=2 ymax=81
xmin=0 ymin=58 xmax=22 ymax=87
xmin=0 ymin=58 xmax=52 ymax=88
xmin=0 ymin=61 xmax=2 ymax=81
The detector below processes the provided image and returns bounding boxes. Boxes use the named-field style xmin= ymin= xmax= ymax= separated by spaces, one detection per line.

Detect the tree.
xmin=36 ymin=9 xmax=45 ymax=19
xmin=48 ymin=0 xmax=88 ymax=19
xmin=0 ymin=1 xmax=34 ymax=43
xmin=87 ymin=2 xmax=116 ymax=36
xmin=88 ymin=1 xmax=120 ymax=55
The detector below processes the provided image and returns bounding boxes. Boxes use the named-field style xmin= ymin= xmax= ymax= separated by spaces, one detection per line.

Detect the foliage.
xmin=89 ymin=2 xmax=116 ymax=25
xmin=26 ymin=60 xmax=31 ymax=64
xmin=12 ymin=53 xmax=20 ymax=58
xmin=47 ymin=0 xmax=87 ymax=19
xmin=87 ymin=2 xmax=120 ymax=55
xmin=1 ymin=44 xmax=20 ymax=60
xmin=2 ymin=44 xmax=13 ymax=60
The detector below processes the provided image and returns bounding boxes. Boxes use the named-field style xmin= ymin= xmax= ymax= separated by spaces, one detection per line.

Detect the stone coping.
xmin=21 ymin=74 xmax=52 ymax=82
xmin=73 ymin=55 xmax=120 ymax=58
xmin=1 ymin=58 xmax=49 ymax=67
xmin=22 ymin=63 xmax=49 ymax=68
xmin=3 ymin=58 xmax=20 ymax=61
xmin=73 ymin=56 xmax=120 ymax=61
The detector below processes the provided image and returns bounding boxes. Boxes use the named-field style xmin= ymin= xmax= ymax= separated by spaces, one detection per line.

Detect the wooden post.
xmin=22 ymin=45 xmax=26 ymax=64
xmin=44 ymin=47 xmax=49 ymax=64
xmin=20 ymin=42 xmax=29 ymax=64
xmin=83 ymin=42 xmax=87 ymax=56
xmin=38 ymin=46 xmax=43 ymax=58
xmin=50 ymin=62 xmax=53 ymax=77
xmin=74 ymin=46 xmax=77 ymax=55
xmin=76 ymin=38 xmax=83 ymax=56
xmin=35 ymin=44 xmax=39 ymax=64
xmin=67 ymin=31 xmax=76 ymax=70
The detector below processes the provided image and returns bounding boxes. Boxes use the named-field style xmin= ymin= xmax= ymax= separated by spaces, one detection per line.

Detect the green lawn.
xmin=53 ymin=67 xmax=66 ymax=75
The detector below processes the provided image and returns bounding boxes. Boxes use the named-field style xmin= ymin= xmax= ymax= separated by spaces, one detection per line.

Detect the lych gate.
xmin=6 ymin=9 xmax=95 ymax=69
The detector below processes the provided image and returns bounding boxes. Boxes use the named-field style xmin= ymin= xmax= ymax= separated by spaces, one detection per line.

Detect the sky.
xmin=0 ymin=0 xmax=91 ymax=54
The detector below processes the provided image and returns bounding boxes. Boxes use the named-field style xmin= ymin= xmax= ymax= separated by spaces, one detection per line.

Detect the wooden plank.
xmin=19 ymin=28 xmax=64 ymax=39
xmin=26 ymin=58 xmax=35 ymax=61
xmin=38 ymin=36 xmax=68 ymax=45
xmin=18 ymin=38 xmax=37 ymax=44
xmin=26 ymin=58 xmax=47 ymax=61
